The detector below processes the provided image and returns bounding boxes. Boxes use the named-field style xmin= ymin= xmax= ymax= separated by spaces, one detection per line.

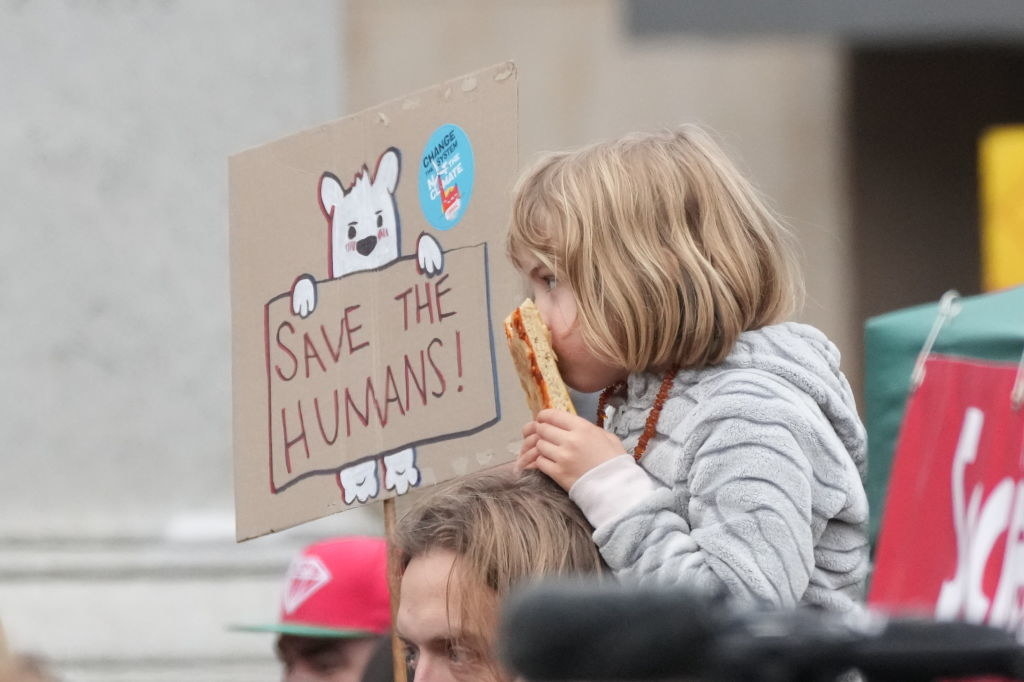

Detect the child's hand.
xmin=516 ymin=409 xmax=626 ymax=491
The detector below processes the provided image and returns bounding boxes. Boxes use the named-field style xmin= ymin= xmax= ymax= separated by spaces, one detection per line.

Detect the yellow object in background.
xmin=980 ymin=125 xmax=1024 ymax=291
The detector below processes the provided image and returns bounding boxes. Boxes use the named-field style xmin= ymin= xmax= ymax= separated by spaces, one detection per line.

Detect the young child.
xmin=510 ymin=125 xmax=869 ymax=613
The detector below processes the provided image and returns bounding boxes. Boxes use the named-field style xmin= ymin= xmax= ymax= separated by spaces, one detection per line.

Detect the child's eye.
xmin=542 ymin=275 xmax=557 ymax=291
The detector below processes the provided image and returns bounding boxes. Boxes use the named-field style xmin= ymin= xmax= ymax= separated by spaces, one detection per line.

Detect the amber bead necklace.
xmin=596 ymin=366 xmax=678 ymax=462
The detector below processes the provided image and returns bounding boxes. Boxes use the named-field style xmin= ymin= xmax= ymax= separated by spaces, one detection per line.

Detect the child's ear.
xmin=374 ymin=148 xmax=401 ymax=194
xmin=319 ymin=173 xmax=344 ymax=216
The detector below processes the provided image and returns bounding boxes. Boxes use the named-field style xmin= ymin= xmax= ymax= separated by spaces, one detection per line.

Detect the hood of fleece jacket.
xmin=710 ymin=322 xmax=867 ymax=475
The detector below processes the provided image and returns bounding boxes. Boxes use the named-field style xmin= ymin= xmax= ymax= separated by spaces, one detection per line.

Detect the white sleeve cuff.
xmin=569 ymin=454 xmax=661 ymax=529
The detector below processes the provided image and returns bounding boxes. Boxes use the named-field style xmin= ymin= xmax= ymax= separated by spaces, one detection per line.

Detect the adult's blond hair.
xmin=394 ymin=470 xmax=605 ymax=676
xmin=507 ymin=124 xmax=803 ymax=371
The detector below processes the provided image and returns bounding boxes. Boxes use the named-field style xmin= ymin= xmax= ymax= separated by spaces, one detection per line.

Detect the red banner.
xmin=870 ymin=354 xmax=1024 ymax=640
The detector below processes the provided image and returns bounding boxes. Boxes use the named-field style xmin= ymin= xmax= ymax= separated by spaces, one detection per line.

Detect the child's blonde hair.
xmin=507 ymin=124 xmax=802 ymax=371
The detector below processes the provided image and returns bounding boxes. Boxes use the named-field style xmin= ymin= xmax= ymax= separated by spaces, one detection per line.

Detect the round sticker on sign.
xmin=418 ymin=124 xmax=475 ymax=230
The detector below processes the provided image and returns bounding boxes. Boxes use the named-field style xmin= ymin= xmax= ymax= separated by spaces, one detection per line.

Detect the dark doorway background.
xmin=849 ymin=45 xmax=1024 ymax=321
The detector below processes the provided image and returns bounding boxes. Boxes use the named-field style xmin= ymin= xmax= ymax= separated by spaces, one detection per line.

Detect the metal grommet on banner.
xmin=910 ymin=290 xmax=962 ymax=392
xmin=1011 ymin=348 xmax=1024 ymax=412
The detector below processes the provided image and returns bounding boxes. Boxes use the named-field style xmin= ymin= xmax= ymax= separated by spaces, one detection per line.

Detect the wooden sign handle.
xmin=384 ymin=498 xmax=409 ymax=682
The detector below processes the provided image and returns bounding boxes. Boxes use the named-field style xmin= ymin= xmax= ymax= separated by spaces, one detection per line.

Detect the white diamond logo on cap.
xmin=282 ymin=555 xmax=332 ymax=614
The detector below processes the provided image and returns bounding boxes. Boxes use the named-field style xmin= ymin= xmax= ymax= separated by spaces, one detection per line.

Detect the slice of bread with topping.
xmin=503 ymin=298 xmax=576 ymax=416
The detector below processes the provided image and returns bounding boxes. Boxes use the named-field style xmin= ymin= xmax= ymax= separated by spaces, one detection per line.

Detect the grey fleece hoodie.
xmin=568 ymin=322 xmax=870 ymax=612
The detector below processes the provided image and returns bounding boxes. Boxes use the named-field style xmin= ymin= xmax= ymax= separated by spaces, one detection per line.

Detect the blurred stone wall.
xmin=0 ymin=3 xmax=381 ymax=681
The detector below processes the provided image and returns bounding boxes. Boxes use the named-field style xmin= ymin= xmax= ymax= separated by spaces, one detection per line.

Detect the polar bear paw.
xmin=383 ymin=448 xmax=421 ymax=496
xmin=416 ymin=233 xmax=444 ymax=277
xmin=291 ymin=275 xmax=318 ymax=318
xmin=336 ymin=460 xmax=379 ymax=504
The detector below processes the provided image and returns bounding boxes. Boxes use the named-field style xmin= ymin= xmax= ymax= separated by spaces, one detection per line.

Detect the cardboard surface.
xmin=230 ymin=63 xmax=526 ymax=540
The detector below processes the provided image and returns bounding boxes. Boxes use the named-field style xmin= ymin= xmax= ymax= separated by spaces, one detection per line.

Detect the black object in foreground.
xmin=499 ymin=580 xmax=1024 ymax=682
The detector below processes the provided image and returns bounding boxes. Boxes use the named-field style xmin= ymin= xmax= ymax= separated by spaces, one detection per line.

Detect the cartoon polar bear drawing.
xmin=291 ymin=147 xmax=442 ymax=505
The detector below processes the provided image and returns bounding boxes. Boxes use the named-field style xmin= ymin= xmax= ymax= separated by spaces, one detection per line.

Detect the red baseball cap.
xmin=233 ymin=536 xmax=391 ymax=638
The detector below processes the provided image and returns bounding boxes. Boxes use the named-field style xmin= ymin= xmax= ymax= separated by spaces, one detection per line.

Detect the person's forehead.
xmin=516 ymin=252 xmax=556 ymax=276
xmin=523 ymin=257 xmax=546 ymax=275
xmin=509 ymin=224 xmax=558 ymax=269
xmin=276 ymin=634 xmax=360 ymax=657
xmin=396 ymin=550 xmax=463 ymax=639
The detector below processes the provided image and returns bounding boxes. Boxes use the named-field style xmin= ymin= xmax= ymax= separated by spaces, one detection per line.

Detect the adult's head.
xmin=394 ymin=470 xmax=606 ymax=682
xmin=233 ymin=536 xmax=392 ymax=682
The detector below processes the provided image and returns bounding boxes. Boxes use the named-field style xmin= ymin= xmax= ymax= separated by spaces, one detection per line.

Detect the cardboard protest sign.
xmin=230 ymin=62 xmax=528 ymax=540
xmin=869 ymin=355 xmax=1024 ymax=637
